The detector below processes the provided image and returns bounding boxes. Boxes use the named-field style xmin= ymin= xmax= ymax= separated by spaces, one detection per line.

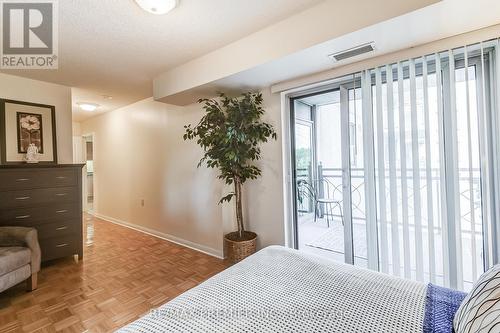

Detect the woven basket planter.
xmin=224 ymin=231 xmax=257 ymax=263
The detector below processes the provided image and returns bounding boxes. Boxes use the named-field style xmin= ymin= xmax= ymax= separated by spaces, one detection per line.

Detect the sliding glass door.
xmin=290 ymin=39 xmax=500 ymax=291
xmin=291 ymin=82 xmax=369 ymax=267
xmin=295 ymin=118 xmax=314 ymax=214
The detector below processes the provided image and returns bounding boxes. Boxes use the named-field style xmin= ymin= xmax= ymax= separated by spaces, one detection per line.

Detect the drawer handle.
xmin=55 ymin=193 xmax=68 ymax=197
xmin=56 ymin=209 xmax=68 ymax=213
xmin=56 ymin=226 xmax=68 ymax=231
xmin=56 ymin=176 xmax=67 ymax=179
xmin=56 ymin=243 xmax=68 ymax=248
xmin=15 ymin=196 xmax=31 ymax=200
xmin=16 ymin=178 xmax=30 ymax=182
xmin=15 ymin=215 xmax=31 ymax=219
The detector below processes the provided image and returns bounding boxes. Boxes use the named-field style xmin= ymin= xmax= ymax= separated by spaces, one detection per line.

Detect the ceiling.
xmin=0 ymin=0 xmax=324 ymax=121
xmin=4 ymin=0 xmax=500 ymax=122
xmin=211 ymin=0 xmax=500 ymax=94
xmin=153 ymin=0 xmax=439 ymax=104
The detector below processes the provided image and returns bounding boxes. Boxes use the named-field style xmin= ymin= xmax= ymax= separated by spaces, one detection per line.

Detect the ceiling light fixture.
xmin=135 ymin=0 xmax=178 ymax=15
xmin=78 ymin=103 xmax=100 ymax=112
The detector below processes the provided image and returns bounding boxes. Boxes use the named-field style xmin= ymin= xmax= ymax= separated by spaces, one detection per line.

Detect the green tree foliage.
xmin=184 ymin=92 xmax=277 ymax=238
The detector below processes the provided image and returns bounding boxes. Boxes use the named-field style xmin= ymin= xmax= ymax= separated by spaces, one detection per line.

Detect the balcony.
xmin=296 ymin=165 xmax=483 ymax=289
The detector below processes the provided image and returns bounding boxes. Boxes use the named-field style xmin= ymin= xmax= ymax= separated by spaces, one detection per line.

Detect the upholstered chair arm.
xmin=0 ymin=227 xmax=41 ymax=273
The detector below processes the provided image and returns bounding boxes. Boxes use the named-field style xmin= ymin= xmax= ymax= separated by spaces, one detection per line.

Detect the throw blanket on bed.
xmin=118 ymin=246 xmax=427 ymax=333
xmin=423 ymin=283 xmax=467 ymax=333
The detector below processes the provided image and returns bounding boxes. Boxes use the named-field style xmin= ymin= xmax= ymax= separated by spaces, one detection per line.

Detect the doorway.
xmin=286 ymin=45 xmax=500 ymax=291
xmin=83 ymin=134 xmax=94 ymax=213
xmin=291 ymin=80 xmax=370 ymax=268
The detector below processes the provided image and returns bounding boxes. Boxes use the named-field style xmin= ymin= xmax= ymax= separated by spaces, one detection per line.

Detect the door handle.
xmin=15 ymin=196 xmax=31 ymax=200
xmin=342 ymin=171 xmax=348 ymax=189
xmin=55 ymin=193 xmax=68 ymax=197
xmin=56 ymin=226 xmax=68 ymax=230
xmin=16 ymin=178 xmax=29 ymax=182
xmin=15 ymin=215 xmax=31 ymax=219
xmin=56 ymin=210 xmax=68 ymax=214
xmin=56 ymin=243 xmax=68 ymax=248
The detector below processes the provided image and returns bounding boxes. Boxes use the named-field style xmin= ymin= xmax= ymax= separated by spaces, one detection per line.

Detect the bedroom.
xmin=0 ymin=0 xmax=499 ymax=332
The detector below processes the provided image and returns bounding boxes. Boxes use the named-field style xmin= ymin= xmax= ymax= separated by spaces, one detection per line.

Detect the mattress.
xmin=118 ymin=246 xmax=427 ymax=333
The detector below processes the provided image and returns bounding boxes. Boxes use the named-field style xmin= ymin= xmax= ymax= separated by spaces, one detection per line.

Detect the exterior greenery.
xmin=184 ymin=92 xmax=277 ymax=239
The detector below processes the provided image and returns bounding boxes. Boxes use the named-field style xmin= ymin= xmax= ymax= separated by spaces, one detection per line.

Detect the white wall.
xmin=72 ymin=122 xmax=84 ymax=163
xmin=79 ymin=90 xmax=285 ymax=256
xmin=72 ymin=121 xmax=82 ymax=136
xmin=80 ymin=98 xmax=226 ymax=256
xmin=243 ymin=89 xmax=285 ymax=248
xmin=0 ymin=73 xmax=73 ymax=163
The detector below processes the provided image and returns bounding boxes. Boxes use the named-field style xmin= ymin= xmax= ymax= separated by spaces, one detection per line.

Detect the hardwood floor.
xmin=0 ymin=214 xmax=229 ymax=332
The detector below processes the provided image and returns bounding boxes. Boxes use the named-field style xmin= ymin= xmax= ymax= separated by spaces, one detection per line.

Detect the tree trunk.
xmin=234 ymin=176 xmax=245 ymax=238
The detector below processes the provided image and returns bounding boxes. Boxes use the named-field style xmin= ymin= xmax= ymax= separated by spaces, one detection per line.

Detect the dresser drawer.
xmin=0 ymin=187 xmax=78 ymax=209
xmin=36 ymin=220 xmax=80 ymax=240
xmin=0 ymin=203 xmax=80 ymax=225
xmin=0 ymin=168 xmax=78 ymax=191
xmin=40 ymin=235 xmax=79 ymax=262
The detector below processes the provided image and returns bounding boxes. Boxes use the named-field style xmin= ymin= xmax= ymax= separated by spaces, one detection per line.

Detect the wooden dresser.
xmin=0 ymin=164 xmax=84 ymax=262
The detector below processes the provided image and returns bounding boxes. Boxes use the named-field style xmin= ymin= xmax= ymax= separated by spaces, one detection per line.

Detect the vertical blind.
xmin=360 ymin=39 xmax=500 ymax=290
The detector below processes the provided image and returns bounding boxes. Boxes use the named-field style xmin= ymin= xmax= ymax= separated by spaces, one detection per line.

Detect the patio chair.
xmin=297 ymin=179 xmax=343 ymax=227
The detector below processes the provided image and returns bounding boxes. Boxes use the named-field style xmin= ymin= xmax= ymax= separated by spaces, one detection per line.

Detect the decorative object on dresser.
xmin=0 ymin=164 xmax=84 ymax=262
xmin=26 ymin=144 xmax=39 ymax=163
xmin=0 ymin=99 xmax=57 ymax=164
xmin=0 ymin=227 xmax=41 ymax=293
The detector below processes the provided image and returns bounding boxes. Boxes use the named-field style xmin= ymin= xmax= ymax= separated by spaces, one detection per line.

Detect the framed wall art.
xmin=0 ymin=99 xmax=57 ymax=164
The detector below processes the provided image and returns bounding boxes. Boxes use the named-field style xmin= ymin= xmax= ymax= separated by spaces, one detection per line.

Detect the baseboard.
xmin=92 ymin=213 xmax=224 ymax=259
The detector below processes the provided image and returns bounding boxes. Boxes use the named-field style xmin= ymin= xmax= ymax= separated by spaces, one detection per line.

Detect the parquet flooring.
xmin=0 ymin=215 xmax=229 ymax=332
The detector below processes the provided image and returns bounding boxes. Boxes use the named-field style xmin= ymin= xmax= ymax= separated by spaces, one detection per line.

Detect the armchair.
xmin=0 ymin=227 xmax=41 ymax=292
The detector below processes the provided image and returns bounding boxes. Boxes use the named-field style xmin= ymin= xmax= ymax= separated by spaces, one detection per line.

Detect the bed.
xmin=118 ymin=246 xmax=465 ymax=333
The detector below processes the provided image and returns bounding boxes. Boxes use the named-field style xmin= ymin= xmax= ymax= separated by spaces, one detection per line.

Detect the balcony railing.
xmin=296 ymin=165 xmax=483 ymax=234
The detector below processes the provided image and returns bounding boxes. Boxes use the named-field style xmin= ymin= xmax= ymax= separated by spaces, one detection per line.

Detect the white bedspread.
xmin=118 ymin=246 xmax=426 ymax=332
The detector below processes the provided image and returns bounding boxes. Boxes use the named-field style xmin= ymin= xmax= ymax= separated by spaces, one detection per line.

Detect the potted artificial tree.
xmin=184 ymin=92 xmax=277 ymax=263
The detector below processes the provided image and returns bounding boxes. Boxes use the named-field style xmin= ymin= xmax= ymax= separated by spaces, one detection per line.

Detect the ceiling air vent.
xmin=328 ymin=42 xmax=375 ymax=62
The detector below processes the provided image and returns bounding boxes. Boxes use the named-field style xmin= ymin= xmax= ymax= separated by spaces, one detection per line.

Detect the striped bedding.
xmin=118 ymin=246 xmax=463 ymax=333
